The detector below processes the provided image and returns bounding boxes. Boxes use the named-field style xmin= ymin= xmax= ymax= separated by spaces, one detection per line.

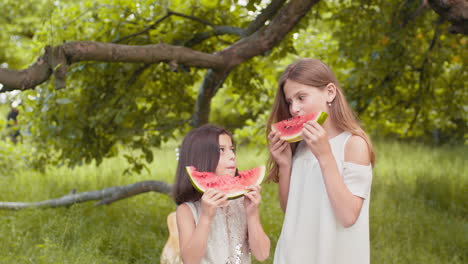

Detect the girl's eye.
xmin=220 ymin=147 xmax=235 ymax=154
xmin=299 ymin=95 xmax=305 ymax=101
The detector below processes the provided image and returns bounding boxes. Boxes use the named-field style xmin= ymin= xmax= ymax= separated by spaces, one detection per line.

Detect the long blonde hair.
xmin=266 ymin=58 xmax=375 ymax=182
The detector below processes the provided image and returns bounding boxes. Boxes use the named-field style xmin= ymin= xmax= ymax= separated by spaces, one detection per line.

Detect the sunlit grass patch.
xmin=0 ymin=140 xmax=466 ymax=263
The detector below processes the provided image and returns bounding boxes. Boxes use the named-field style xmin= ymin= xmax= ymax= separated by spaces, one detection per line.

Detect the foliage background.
xmin=0 ymin=0 xmax=467 ymax=263
xmin=1 ymin=0 xmax=466 ymax=170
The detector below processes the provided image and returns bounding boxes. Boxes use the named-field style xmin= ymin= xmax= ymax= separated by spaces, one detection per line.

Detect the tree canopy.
xmin=0 ymin=0 xmax=466 ymax=172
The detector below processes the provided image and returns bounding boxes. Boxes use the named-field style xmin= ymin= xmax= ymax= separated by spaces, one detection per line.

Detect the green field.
xmin=0 ymin=138 xmax=466 ymax=264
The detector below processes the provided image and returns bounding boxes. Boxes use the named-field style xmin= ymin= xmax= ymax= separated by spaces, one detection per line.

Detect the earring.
xmin=327 ymin=102 xmax=332 ymax=107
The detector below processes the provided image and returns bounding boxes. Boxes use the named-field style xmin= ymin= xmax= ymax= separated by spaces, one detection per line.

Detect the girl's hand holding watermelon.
xmin=268 ymin=131 xmax=292 ymax=168
xmin=243 ymin=184 xmax=270 ymax=261
xmin=302 ymin=120 xmax=333 ymax=160
xmin=200 ymin=189 xmax=228 ymax=220
xmin=243 ymin=185 xmax=262 ymax=217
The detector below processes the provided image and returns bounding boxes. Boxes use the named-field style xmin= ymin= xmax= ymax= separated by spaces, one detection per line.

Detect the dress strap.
xmin=341 ymin=131 xmax=353 ymax=160
xmin=343 ymin=132 xmax=353 ymax=146
xmin=185 ymin=201 xmax=199 ymax=223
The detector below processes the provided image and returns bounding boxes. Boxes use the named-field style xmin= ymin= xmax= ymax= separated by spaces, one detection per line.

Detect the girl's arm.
xmin=278 ymin=164 xmax=292 ymax=212
xmin=268 ymin=131 xmax=292 ymax=212
xmin=176 ymin=204 xmax=211 ymax=264
xmin=318 ymin=136 xmax=369 ymax=227
xmin=176 ymin=190 xmax=227 ymax=264
xmin=244 ymin=186 xmax=271 ymax=261
xmin=246 ymin=213 xmax=271 ymax=261
xmin=303 ymin=122 xmax=371 ymax=227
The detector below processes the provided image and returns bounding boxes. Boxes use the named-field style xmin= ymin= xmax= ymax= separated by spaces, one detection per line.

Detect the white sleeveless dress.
xmin=185 ymin=198 xmax=250 ymax=264
xmin=274 ymin=132 xmax=373 ymax=264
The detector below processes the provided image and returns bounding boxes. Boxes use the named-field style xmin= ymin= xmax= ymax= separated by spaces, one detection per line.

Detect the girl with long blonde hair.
xmin=267 ymin=58 xmax=374 ymax=264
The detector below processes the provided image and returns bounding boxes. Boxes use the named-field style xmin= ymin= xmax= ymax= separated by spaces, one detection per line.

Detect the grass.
xmin=0 ymin=139 xmax=466 ymax=264
xmin=369 ymin=141 xmax=467 ymax=263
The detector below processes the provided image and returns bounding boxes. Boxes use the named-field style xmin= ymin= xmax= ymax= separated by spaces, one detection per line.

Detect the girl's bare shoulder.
xmin=176 ymin=203 xmax=193 ymax=219
xmin=344 ymin=135 xmax=371 ymax=165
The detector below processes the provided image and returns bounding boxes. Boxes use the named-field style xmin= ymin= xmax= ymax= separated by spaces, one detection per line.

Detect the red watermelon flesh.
xmin=272 ymin=111 xmax=328 ymax=142
xmin=185 ymin=166 xmax=265 ymax=199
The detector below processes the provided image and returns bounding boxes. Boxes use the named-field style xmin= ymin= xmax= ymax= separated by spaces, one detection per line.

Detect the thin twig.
xmin=114 ymin=13 xmax=172 ymax=43
xmin=168 ymin=10 xmax=215 ymax=27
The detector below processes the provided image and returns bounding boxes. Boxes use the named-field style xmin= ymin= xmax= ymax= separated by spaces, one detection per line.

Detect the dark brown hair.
xmin=172 ymin=124 xmax=235 ymax=205
xmin=266 ymin=58 xmax=375 ymax=182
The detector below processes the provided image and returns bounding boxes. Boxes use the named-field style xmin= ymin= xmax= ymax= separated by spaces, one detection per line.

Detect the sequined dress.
xmin=185 ymin=198 xmax=250 ymax=264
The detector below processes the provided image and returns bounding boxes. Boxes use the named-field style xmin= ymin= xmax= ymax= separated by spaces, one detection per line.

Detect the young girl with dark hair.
xmin=174 ymin=124 xmax=270 ymax=264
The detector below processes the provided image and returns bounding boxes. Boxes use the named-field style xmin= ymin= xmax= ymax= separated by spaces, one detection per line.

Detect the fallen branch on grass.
xmin=0 ymin=180 xmax=173 ymax=210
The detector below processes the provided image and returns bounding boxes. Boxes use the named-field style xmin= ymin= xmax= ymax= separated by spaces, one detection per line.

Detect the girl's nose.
xmin=229 ymin=151 xmax=236 ymax=160
xmin=291 ymin=101 xmax=300 ymax=116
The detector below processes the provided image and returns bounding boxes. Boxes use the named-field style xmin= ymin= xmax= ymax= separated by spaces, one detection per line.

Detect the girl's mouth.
xmin=226 ymin=166 xmax=237 ymax=174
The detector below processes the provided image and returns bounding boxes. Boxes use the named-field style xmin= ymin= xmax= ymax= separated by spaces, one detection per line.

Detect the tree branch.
xmin=191 ymin=0 xmax=320 ymax=126
xmin=402 ymin=0 xmax=429 ymax=27
xmin=245 ymin=0 xmax=287 ymax=35
xmin=0 ymin=41 xmax=224 ymax=92
xmin=0 ymin=180 xmax=173 ymax=210
xmin=168 ymin=10 xmax=215 ymax=27
xmin=64 ymin=4 xmax=121 ymax=28
xmin=0 ymin=50 xmax=52 ymax=92
xmin=184 ymin=26 xmax=246 ymax=47
xmin=191 ymin=68 xmax=231 ymax=127
xmin=115 ymin=10 xmax=245 ymax=50
xmin=428 ymin=0 xmax=468 ymax=34
xmin=114 ymin=13 xmax=172 ymax=43
xmin=0 ymin=0 xmax=320 ymax=129
xmin=221 ymin=0 xmax=320 ymax=66
xmin=403 ymin=18 xmax=443 ymax=136
xmin=114 ymin=8 xmax=220 ymax=44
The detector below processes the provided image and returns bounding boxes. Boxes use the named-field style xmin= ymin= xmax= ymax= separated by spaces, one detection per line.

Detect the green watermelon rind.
xmin=185 ymin=165 xmax=266 ymax=200
xmin=272 ymin=111 xmax=329 ymax=143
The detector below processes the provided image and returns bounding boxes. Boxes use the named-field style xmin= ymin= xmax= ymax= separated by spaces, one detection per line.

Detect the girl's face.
xmin=283 ymin=79 xmax=328 ymax=117
xmin=215 ymin=134 xmax=237 ymax=177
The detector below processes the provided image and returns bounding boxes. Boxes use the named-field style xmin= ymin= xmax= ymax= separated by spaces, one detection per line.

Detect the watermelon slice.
xmin=272 ymin=111 xmax=329 ymax=142
xmin=185 ymin=166 xmax=265 ymax=199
